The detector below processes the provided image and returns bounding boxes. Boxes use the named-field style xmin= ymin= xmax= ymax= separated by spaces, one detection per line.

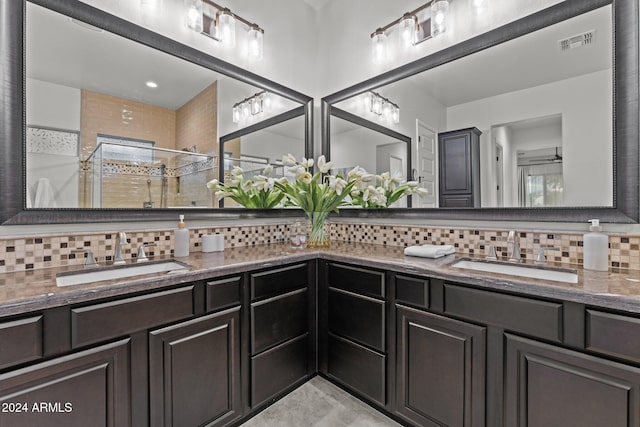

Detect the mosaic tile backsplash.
xmin=0 ymin=221 xmax=638 ymax=273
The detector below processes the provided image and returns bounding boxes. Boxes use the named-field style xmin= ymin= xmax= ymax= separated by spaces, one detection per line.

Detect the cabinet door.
xmin=149 ymin=307 xmax=241 ymax=427
xmin=0 ymin=339 xmax=130 ymax=427
xmin=396 ymin=306 xmax=486 ymax=427
xmin=505 ymin=334 xmax=640 ymax=427
xmin=439 ymin=131 xmax=474 ymax=195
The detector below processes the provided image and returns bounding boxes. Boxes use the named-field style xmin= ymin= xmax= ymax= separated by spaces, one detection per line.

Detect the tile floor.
xmin=240 ymin=377 xmax=402 ymax=427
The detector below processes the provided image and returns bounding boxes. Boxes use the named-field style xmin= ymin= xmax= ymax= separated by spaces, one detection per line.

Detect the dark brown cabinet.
xmin=438 ymin=127 xmax=481 ymax=207
xmin=396 ymin=306 xmax=486 ymax=427
xmin=149 ymin=307 xmax=242 ymax=427
xmin=0 ymin=339 xmax=131 ymax=427
xmin=249 ymin=263 xmax=314 ymax=408
xmin=505 ymin=333 xmax=640 ymax=427
xmin=321 ymin=262 xmax=388 ymax=407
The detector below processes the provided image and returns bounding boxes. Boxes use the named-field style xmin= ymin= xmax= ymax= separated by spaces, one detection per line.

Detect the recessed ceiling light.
xmin=146 ymin=81 xmax=158 ymax=88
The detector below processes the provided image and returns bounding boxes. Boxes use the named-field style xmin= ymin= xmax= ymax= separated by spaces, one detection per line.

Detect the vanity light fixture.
xmin=145 ymin=81 xmax=158 ymax=88
xmin=370 ymin=0 xmax=445 ymax=63
xmin=232 ymin=91 xmax=271 ymax=124
xmin=364 ymin=91 xmax=400 ymax=124
xmin=188 ymin=0 xmax=265 ymax=60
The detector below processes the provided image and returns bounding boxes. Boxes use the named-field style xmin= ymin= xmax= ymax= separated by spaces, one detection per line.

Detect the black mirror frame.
xmin=322 ymin=0 xmax=639 ymax=223
xmin=0 ymin=0 xmax=313 ymax=225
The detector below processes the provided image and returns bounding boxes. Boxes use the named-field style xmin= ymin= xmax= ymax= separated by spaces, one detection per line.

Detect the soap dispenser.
xmin=583 ymin=219 xmax=608 ymax=271
xmin=174 ymin=215 xmax=190 ymax=257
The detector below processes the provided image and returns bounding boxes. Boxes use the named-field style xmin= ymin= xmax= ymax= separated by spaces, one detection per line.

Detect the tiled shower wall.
xmin=0 ymin=221 xmax=637 ymax=273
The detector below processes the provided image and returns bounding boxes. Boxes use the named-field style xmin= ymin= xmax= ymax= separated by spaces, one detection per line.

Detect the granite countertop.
xmin=1 ymin=242 xmax=640 ymax=317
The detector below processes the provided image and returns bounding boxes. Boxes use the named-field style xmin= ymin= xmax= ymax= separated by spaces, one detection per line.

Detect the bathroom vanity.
xmin=0 ymin=242 xmax=639 ymax=427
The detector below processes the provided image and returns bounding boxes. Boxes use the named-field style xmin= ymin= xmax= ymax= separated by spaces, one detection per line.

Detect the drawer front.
xmin=206 ymin=276 xmax=241 ymax=312
xmin=444 ymin=284 xmax=563 ymax=343
xmin=251 ymin=264 xmax=308 ymax=302
xmin=395 ymin=275 xmax=429 ymax=309
xmin=71 ymin=286 xmax=194 ymax=348
xmin=327 ymin=333 xmax=386 ymax=406
xmin=328 ymin=263 xmax=385 ymax=299
xmin=251 ymin=288 xmax=308 ymax=355
xmin=587 ymin=310 xmax=640 ymax=363
xmin=329 ymin=288 xmax=385 ymax=352
xmin=0 ymin=316 xmax=43 ymax=370
xmin=251 ymin=334 xmax=308 ymax=407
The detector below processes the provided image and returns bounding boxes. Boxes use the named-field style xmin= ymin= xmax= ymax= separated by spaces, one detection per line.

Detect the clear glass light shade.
xmin=382 ymin=102 xmax=392 ymax=119
xmin=232 ymin=105 xmax=241 ymax=123
xmin=392 ymin=107 xmax=400 ymax=124
xmin=472 ymin=0 xmax=489 ymax=15
xmin=371 ymin=30 xmax=387 ymax=64
xmin=399 ymin=15 xmax=416 ymax=47
xmin=363 ymin=92 xmax=372 ymax=110
xmin=248 ymin=26 xmax=264 ymax=60
xmin=185 ymin=0 xmax=203 ymax=32
xmin=251 ymin=98 xmax=262 ymax=115
xmin=262 ymin=92 xmax=272 ymax=110
xmin=431 ymin=0 xmax=449 ymax=37
xmin=372 ymin=97 xmax=383 ymax=115
xmin=241 ymin=102 xmax=250 ymax=117
xmin=218 ymin=10 xmax=236 ymax=47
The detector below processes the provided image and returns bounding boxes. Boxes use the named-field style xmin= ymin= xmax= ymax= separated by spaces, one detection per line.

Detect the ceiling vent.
xmin=558 ymin=30 xmax=596 ymax=51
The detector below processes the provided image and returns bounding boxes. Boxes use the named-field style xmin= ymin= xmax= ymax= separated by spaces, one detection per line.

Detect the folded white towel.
xmin=404 ymin=244 xmax=455 ymax=259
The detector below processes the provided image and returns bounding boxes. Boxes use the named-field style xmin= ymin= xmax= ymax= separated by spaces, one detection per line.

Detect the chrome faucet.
xmin=507 ymin=230 xmax=521 ymax=262
xmin=113 ymin=232 xmax=127 ymax=265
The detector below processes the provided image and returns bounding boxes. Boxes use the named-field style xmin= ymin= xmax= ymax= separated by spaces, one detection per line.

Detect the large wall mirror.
xmin=322 ymin=0 xmax=638 ymax=222
xmin=0 ymin=0 xmax=313 ymax=224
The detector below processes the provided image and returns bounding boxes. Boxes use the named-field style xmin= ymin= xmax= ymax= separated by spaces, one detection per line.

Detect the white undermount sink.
xmin=450 ymin=258 xmax=578 ymax=283
xmin=56 ymin=260 xmax=190 ymax=287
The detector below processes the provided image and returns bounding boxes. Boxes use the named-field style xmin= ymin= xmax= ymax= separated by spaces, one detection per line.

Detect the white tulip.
xmin=282 ymin=153 xmax=297 ymax=167
xmin=263 ymin=164 xmax=273 ymax=176
xmin=317 ymin=155 xmax=333 ymax=173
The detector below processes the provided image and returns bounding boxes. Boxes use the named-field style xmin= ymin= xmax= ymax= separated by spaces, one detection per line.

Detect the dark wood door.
xmin=396 ymin=306 xmax=486 ymax=427
xmin=149 ymin=307 xmax=241 ymax=427
xmin=438 ymin=127 xmax=481 ymax=207
xmin=0 ymin=339 xmax=130 ymax=427
xmin=505 ymin=333 xmax=640 ymax=427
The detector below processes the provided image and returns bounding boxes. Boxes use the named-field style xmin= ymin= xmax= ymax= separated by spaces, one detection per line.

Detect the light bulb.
xmin=218 ymin=9 xmax=236 ymax=47
xmin=248 ymin=25 xmax=264 ymax=60
xmin=431 ymin=0 xmax=449 ymax=37
xmin=185 ymin=0 xmax=203 ymax=32
xmin=399 ymin=14 xmax=416 ymax=47
xmin=371 ymin=29 xmax=387 ymax=64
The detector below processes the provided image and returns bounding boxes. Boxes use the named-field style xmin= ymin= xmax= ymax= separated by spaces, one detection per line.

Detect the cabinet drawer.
xmin=206 ymin=276 xmax=241 ymax=312
xmin=251 ymin=264 xmax=307 ymax=301
xmin=0 ymin=316 xmax=43 ymax=370
xmin=329 ymin=288 xmax=385 ymax=352
xmin=251 ymin=288 xmax=308 ymax=355
xmin=71 ymin=286 xmax=194 ymax=348
xmin=328 ymin=263 xmax=384 ymax=299
xmin=396 ymin=275 xmax=429 ymax=309
xmin=587 ymin=310 xmax=640 ymax=363
xmin=444 ymin=284 xmax=563 ymax=343
xmin=251 ymin=333 xmax=308 ymax=407
xmin=327 ymin=333 xmax=386 ymax=406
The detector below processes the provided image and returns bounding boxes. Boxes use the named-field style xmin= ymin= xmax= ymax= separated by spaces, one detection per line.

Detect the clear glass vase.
xmin=307 ymin=212 xmax=330 ymax=247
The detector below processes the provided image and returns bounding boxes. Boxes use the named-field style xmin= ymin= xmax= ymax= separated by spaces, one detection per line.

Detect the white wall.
xmin=26 ymin=78 xmax=81 ymax=130
xmin=447 ymin=70 xmax=613 ymax=207
xmin=240 ymin=128 xmax=305 ymax=164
